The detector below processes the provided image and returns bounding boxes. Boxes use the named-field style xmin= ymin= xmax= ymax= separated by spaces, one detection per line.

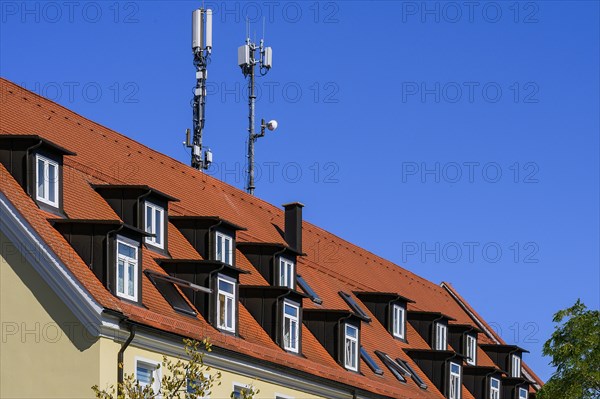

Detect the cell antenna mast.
xmin=185 ymin=8 xmax=213 ymax=170
xmin=238 ymin=27 xmax=277 ymax=195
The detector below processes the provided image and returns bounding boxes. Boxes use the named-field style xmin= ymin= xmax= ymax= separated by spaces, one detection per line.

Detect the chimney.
xmin=283 ymin=202 xmax=304 ymax=253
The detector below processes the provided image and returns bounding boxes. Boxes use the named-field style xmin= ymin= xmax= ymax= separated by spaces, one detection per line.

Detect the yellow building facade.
xmin=0 ymin=226 xmax=336 ymax=399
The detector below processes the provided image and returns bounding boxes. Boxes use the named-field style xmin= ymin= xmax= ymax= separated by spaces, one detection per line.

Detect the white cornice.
xmin=125 ymin=328 xmax=386 ymax=399
xmin=0 ymin=191 xmax=105 ymax=336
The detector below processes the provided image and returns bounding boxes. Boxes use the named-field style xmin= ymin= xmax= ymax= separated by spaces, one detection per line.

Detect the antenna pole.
xmin=187 ymin=8 xmax=213 ymax=171
xmin=247 ymin=42 xmax=257 ymax=194
xmin=240 ymin=35 xmax=273 ymax=194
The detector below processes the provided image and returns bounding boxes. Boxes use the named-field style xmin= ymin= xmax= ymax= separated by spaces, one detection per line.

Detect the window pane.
xmin=224 ymin=237 xmax=231 ymax=264
xmin=154 ymin=209 xmax=162 ymax=245
xmin=291 ymin=319 xmax=297 ymax=348
xmin=287 ymin=264 xmax=293 ymax=287
xmin=127 ymin=262 xmax=135 ymax=296
xmin=37 ymin=159 xmax=45 ymax=197
xmin=451 ymin=363 xmax=460 ymax=373
xmin=346 ymin=325 xmax=357 ymax=338
xmin=280 ymin=260 xmax=286 ymax=285
xmin=219 ymin=279 xmax=234 ymax=294
xmin=117 ymin=260 xmax=125 ymax=294
xmin=346 ymin=339 xmax=356 ymax=368
xmin=216 ymin=235 xmax=223 ymax=261
xmin=48 ymin=163 xmax=57 ymax=202
xmin=226 ymin=296 xmax=233 ymax=328
xmin=118 ymin=242 xmax=136 ymax=259
xmin=346 ymin=339 xmax=352 ymax=365
xmin=137 ymin=365 xmax=152 ymax=386
xmin=218 ymin=294 xmax=225 ymax=326
xmin=284 ymin=318 xmax=291 ymax=346
xmin=146 ymin=206 xmax=153 ymax=233
xmin=285 ymin=303 xmax=297 ymax=317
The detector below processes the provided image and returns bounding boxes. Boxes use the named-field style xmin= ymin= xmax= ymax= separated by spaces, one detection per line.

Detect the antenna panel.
xmin=205 ymin=9 xmax=213 ymax=49
xmin=263 ymin=47 xmax=272 ymax=68
xmin=192 ymin=9 xmax=203 ymax=50
xmin=238 ymin=45 xmax=250 ymax=66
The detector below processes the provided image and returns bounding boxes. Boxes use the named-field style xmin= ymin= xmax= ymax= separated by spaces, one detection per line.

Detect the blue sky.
xmin=1 ymin=1 xmax=598 ymax=382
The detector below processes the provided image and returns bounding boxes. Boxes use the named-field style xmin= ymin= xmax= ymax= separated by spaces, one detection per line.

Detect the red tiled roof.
xmin=0 ymin=77 xmax=542 ymax=397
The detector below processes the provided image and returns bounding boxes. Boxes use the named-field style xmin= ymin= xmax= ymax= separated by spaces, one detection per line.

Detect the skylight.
xmin=297 ymin=275 xmax=322 ymax=304
xmin=374 ymin=351 xmax=406 ymax=382
xmin=339 ymin=291 xmax=371 ymax=321
xmin=360 ymin=347 xmax=383 ymax=375
xmin=396 ymin=358 xmax=427 ymax=389
xmin=145 ymin=271 xmax=197 ymax=316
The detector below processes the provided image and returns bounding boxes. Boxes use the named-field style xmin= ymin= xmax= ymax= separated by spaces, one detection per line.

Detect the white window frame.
xmin=279 ymin=257 xmax=295 ymax=289
xmin=465 ymin=334 xmax=477 ymax=365
xmin=231 ymin=383 xmax=251 ymax=399
xmin=392 ymin=304 xmax=406 ymax=339
xmin=144 ymin=202 xmax=165 ymax=249
xmin=435 ymin=322 xmax=447 ymax=350
xmin=215 ymin=231 xmax=233 ymax=265
xmin=216 ymin=275 xmax=236 ymax=333
xmin=344 ymin=324 xmax=359 ymax=371
xmin=490 ymin=377 xmax=500 ymax=399
xmin=35 ymin=154 xmax=59 ymax=207
xmin=512 ymin=354 xmax=522 ymax=378
xmin=116 ymin=237 xmax=138 ymax=301
xmin=186 ymin=373 xmax=210 ymax=398
xmin=518 ymin=387 xmax=528 ymax=399
xmin=282 ymin=300 xmax=300 ymax=353
xmin=449 ymin=362 xmax=461 ymax=399
xmin=135 ymin=358 xmax=161 ymax=395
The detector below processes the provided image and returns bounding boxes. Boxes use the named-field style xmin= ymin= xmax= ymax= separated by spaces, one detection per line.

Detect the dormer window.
xmin=511 ymin=354 xmax=522 ymax=377
xmin=344 ymin=324 xmax=359 ymax=371
xmin=217 ymin=275 xmax=236 ymax=332
xmin=392 ymin=304 xmax=406 ymax=339
xmin=116 ymin=238 xmax=139 ymax=301
xmin=490 ymin=377 xmax=500 ymax=399
xmin=435 ymin=322 xmax=448 ymax=350
xmin=449 ymin=362 xmax=461 ymax=399
xmin=35 ymin=154 xmax=59 ymax=208
xmin=465 ymin=334 xmax=477 ymax=365
xmin=145 ymin=202 xmax=164 ymax=249
xmin=215 ymin=231 xmax=233 ymax=265
xmin=283 ymin=300 xmax=300 ymax=353
xmin=518 ymin=387 xmax=528 ymax=399
xmin=279 ymin=257 xmax=295 ymax=288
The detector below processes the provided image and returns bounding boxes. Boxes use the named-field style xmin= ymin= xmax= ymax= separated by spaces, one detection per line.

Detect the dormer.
xmin=407 ymin=311 xmax=455 ymax=350
xmin=303 ymin=309 xmax=362 ymax=372
xmin=462 ymin=365 xmax=503 ymax=399
xmin=448 ymin=324 xmax=481 ymax=366
xmin=237 ymin=243 xmax=300 ymax=289
xmin=158 ymin=259 xmax=246 ymax=334
xmin=50 ymin=219 xmax=148 ymax=305
xmin=170 ymin=216 xmax=245 ymax=264
xmin=0 ymin=135 xmax=75 ymax=214
xmin=355 ymin=291 xmax=415 ymax=342
xmin=502 ymin=378 xmax=531 ymax=399
xmin=480 ymin=344 xmax=529 ymax=378
xmin=406 ymin=349 xmax=465 ymax=399
xmin=93 ymin=185 xmax=178 ymax=254
xmin=239 ymin=286 xmax=306 ymax=353
xmin=237 ymin=202 xmax=304 ymax=289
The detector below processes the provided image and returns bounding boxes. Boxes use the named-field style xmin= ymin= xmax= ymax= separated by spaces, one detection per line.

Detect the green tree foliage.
xmin=92 ymin=338 xmax=259 ymax=399
xmin=537 ymin=299 xmax=600 ymax=399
